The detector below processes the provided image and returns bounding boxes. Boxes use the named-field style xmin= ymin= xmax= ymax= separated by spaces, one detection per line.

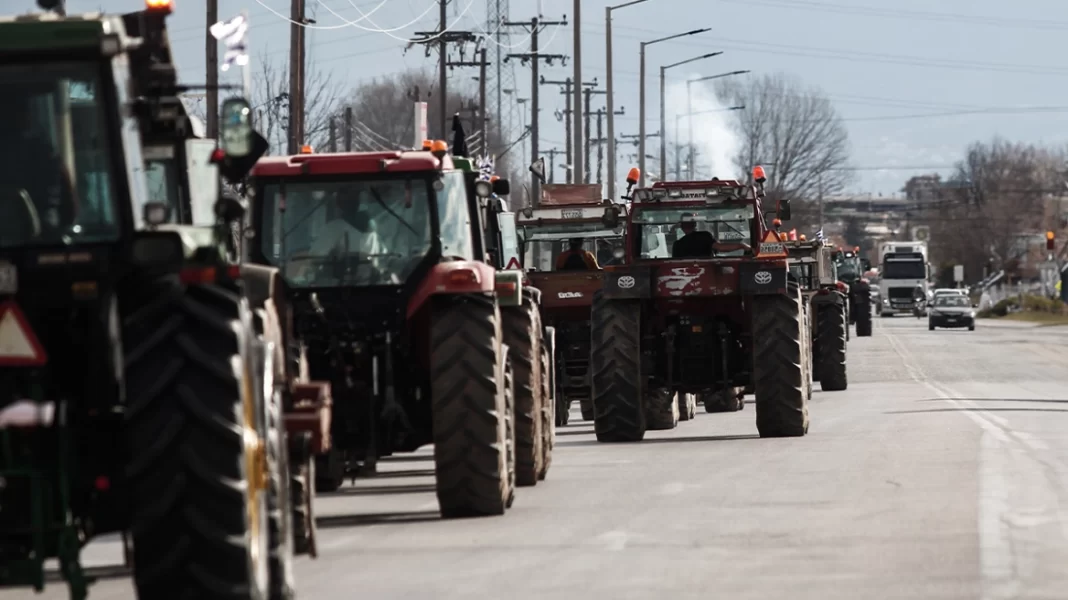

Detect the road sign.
xmin=912 ymin=226 xmax=930 ymax=242
xmin=0 ymin=301 xmax=46 ymax=367
xmin=953 ymin=264 xmax=964 ymax=283
xmin=505 ymin=257 xmax=521 ymax=270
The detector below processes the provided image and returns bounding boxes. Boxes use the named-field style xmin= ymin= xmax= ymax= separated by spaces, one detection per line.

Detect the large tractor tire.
xmin=430 ymin=296 xmax=515 ymax=518
xmin=751 ymin=284 xmax=810 ymax=438
xmin=579 ymin=398 xmax=595 ymax=421
xmin=816 ymin=300 xmax=848 ymax=392
xmin=123 ymin=278 xmax=269 ymax=599
xmin=645 ymin=388 xmax=679 ymax=430
xmin=677 ymin=393 xmax=697 ymax=421
xmin=855 ymin=308 xmax=873 ymax=337
xmin=290 ymin=434 xmax=317 ymax=557
xmin=589 ymin=291 xmax=646 ymax=443
xmin=701 ymin=388 xmax=743 ymax=413
xmin=254 ymin=305 xmax=296 ymax=599
xmin=502 ymin=300 xmax=544 ymax=487
xmin=538 ymin=342 xmax=554 ymax=481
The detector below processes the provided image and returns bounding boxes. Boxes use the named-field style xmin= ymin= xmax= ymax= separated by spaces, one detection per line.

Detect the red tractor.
xmin=245 ymin=140 xmax=553 ymax=519
xmin=511 ymin=183 xmax=627 ymax=425
xmin=590 ymin=167 xmax=812 ymax=442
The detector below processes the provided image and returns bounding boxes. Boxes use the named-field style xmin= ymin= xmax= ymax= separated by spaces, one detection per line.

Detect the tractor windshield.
xmin=633 ymin=205 xmax=754 ymax=259
xmin=260 ymin=176 xmax=434 ymax=287
xmin=835 ymin=256 xmax=861 ymax=281
xmin=0 ymin=62 xmax=119 ymax=248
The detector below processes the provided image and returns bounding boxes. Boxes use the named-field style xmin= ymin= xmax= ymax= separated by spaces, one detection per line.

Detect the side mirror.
xmin=130 ymin=230 xmax=184 ymax=272
xmin=601 ymin=206 xmax=621 ymax=229
xmin=493 ymin=178 xmax=511 ymax=196
xmin=220 ymin=97 xmax=254 ymax=158
xmin=777 ymin=199 xmax=792 ymax=221
xmin=861 ymin=258 xmax=872 ymax=271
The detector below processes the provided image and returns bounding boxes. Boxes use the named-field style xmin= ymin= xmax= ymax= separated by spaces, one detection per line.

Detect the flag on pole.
xmin=814 ymin=228 xmax=825 ymax=242
xmin=210 ymin=14 xmax=249 ymax=72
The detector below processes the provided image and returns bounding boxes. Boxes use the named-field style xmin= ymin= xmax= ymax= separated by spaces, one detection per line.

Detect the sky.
xmin=39 ymin=0 xmax=1068 ymax=197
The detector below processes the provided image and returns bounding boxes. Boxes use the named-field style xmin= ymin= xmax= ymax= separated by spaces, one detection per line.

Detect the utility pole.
xmin=543 ymin=77 xmax=596 ymax=183
xmin=505 ymin=15 xmax=568 ymax=207
xmin=329 ymin=118 xmax=337 ymax=152
xmin=447 ymin=48 xmax=492 ymax=149
xmin=343 ymin=107 xmax=353 ymax=151
xmin=588 ymin=106 xmax=624 ymax=185
xmin=572 ymin=0 xmax=583 ymax=187
xmin=818 ymin=172 xmax=825 ymax=232
xmin=413 ymin=1 xmax=480 ymax=139
xmin=287 ymin=0 xmax=306 ymax=154
xmin=582 ymin=87 xmax=606 ymax=184
xmin=206 ymin=0 xmax=219 ymax=139
xmin=544 ymin=148 xmax=565 ymax=184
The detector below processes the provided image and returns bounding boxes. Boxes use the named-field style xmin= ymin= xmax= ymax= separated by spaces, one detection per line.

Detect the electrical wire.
xmin=250 ymin=0 xmax=388 ymax=30
xmin=334 ymin=0 xmax=438 ymax=34
xmin=716 ymin=0 xmax=1068 ymax=31
xmin=322 ymin=0 xmax=475 ymax=43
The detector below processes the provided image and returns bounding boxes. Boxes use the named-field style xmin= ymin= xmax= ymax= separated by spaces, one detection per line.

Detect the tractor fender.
xmin=406 ymin=261 xmax=497 ymax=319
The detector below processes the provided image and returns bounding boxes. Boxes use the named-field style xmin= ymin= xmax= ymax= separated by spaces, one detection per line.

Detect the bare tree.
xmin=714 ymin=73 xmax=851 ymax=211
xmin=921 ymin=138 xmax=1065 ymax=280
xmin=184 ymin=54 xmax=341 ymax=155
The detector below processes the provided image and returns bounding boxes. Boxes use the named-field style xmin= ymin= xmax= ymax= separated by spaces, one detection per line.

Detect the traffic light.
xmin=1047 ymin=230 xmax=1056 ymax=251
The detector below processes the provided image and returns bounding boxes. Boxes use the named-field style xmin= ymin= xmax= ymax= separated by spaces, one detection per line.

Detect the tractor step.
xmin=286 ymin=381 xmax=333 ymax=455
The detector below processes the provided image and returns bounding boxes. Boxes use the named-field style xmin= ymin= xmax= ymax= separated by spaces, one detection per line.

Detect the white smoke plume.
xmin=664 ymin=75 xmax=742 ymax=181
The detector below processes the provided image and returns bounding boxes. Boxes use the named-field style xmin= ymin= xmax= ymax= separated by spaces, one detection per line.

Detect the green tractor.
xmin=832 ymin=247 xmax=873 ymax=337
xmin=0 ymin=3 xmax=313 ymax=599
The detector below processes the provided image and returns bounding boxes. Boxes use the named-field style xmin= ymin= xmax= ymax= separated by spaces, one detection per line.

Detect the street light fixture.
xmin=638 ymin=28 xmax=711 ymax=187
xmin=660 ymin=52 xmax=722 ymax=183
xmin=686 ymin=70 xmax=749 ymax=174
xmin=606 ymin=0 xmax=651 ymax=202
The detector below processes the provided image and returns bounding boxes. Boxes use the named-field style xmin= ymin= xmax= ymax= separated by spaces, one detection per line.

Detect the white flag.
xmin=210 ymin=14 xmax=249 ymax=72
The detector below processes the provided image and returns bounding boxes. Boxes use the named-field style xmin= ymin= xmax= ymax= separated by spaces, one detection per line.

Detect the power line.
xmin=716 ymin=0 xmax=1068 ymax=31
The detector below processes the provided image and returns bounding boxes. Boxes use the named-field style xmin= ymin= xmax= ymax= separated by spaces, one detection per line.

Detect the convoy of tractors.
xmin=0 ymin=2 xmax=871 ymax=599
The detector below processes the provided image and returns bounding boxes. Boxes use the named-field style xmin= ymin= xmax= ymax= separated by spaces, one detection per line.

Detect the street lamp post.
xmin=660 ymin=52 xmax=722 ymax=183
xmin=686 ymin=70 xmax=749 ymax=175
xmin=606 ymin=0 xmax=650 ymax=203
xmin=638 ymin=28 xmax=710 ymax=188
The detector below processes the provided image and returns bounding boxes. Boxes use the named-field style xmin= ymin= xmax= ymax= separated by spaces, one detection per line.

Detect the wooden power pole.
xmin=206 ymin=0 xmax=218 ymax=138
xmin=287 ymin=0 xmax=306 ymax=154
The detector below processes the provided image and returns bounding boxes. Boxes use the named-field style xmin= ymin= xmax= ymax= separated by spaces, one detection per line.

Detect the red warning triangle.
xmin=505 ymin=256 xmax=521 ymax=270
xmin=758 ymin=230 xmax=788 ymax=258
xmin=0 ymin=301 xmax=47 ymax=367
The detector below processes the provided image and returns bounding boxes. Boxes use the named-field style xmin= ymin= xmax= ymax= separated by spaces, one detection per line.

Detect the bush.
xmin=978 ymin=295 xmax=1066 ymax=318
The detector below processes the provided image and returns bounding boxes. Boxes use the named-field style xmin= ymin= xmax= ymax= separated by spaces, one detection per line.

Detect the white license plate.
xmin=561 ymin=209 xmax=583 ymax=219
xmin=0 ymin=261 xmax=15 ymax=294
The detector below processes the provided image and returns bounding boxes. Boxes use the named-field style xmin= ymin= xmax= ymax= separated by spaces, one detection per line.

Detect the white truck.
xmin=876 ymin=240 xmax=930 ymax=316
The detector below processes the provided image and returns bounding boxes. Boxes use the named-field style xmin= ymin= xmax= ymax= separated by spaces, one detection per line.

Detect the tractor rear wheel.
xmin=430 ymin=296 xmax=514 ymax=518
xmin=254 ymin=305 xmax=296 ymax=600
xmin=751 ymin=285 xmax=810 ymax=438
xmin=645 ymin=388 xmax=679 ymax=430
xmin=290 ymin=435 xmax=317 ymax=557
xmin=816 ymin=300 xmax=848 ymax=392
xmin=702 ymin=388 xmax=743 ymax=413
xmin=502 ymin=300 xmax=544 ymax=487
xmin=123 ymin=278 xmax=269 ymax=599
xmin=590 ymin=291 xmax=646 ymax=442
xmin=538 ymin=342 xmax=554 ymax=480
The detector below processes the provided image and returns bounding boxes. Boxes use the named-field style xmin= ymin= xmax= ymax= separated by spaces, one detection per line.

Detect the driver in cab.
xmin=556 ymin=238 xmax=601 ymax=271
xmin=310 ymin=192 xmax=382 ymax=257
xmin=671 ymin=217 xmax=716 ymax=258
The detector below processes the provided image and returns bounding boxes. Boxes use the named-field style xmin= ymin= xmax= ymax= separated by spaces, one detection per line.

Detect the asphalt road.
xmin=12 ymin=316 xmax=1068 ymax=600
